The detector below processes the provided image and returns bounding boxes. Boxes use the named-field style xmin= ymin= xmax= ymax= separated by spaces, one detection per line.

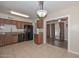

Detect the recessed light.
xmin=10 ymin=11 xmax=29 ymax=18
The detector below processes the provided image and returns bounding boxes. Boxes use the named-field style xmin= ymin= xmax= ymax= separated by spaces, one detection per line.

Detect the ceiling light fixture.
xmin=37 ymin=1 xmax=47 ymax=19
xmin=10 ymin=11 xmax=29 ymax=18
xmin=58 ymin=19 xmax=61 ymax=22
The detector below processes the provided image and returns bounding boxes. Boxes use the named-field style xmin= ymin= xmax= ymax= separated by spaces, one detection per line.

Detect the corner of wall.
xmin=68 ymin=49 xmax=79 ymax=55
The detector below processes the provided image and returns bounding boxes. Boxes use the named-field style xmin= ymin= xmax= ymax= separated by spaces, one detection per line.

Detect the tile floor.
xmin=0 ymin=41 xmax=79 ymax=58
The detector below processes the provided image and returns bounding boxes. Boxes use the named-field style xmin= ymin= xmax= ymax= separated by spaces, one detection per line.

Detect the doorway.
xmin=46 ymin=17 xmax=68 ymax=49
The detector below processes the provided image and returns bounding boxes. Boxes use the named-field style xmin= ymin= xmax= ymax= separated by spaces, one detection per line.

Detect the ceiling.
xmin=0 ymin=1 xmax=79 ymax=20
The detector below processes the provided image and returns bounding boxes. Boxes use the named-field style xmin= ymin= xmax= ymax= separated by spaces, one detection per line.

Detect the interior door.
xmin=46 ymin=24 xmax=50 ymax=42
xmin=59 ymin=22 xmax=64 ymax=41
xmin=51 ymin=23 xmax=55 ymax=40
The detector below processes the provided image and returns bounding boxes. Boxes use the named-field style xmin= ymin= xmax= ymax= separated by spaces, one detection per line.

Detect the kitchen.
xmin=0 ymin=18 xmax=33 ymax=47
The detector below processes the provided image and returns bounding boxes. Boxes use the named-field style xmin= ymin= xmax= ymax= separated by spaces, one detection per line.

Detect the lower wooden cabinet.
xmin=0 ymin=33 xmax=18 ymax=47
xmin=0 ymin=35 xmax=5 ymax=46
xmin=0 ymin=38 xmax=3 ymax=46
xmin=34 ymin=32 xmax=43 ymax=45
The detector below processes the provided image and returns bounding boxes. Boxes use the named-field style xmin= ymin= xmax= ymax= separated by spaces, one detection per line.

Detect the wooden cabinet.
xmin=24 ymin=22 xmax=32 ymax=25
xmin=16 ymin=21 xmax=32 ymax=29
xmin=0 ymin=18 xmax=32 ymax=29
xmin=0 ymin=33 xmax=18 ymax=47
xmin=0 ymin=18 xmax=11 ymax=25
xmin=37 ymin=20 xmax=43 ymax=28
xmin=34 ymin=19 xmax=43 ymax=45
xmin=0 ymin=18 xmax=4 ymax=25
xmin=34 ymin=32 xmax=43 ymax=45
xmin=5 ymin=19 xmax=11 ymax=24
xmin=0 ymin=35 xmax=5 ymax=46
xmin=16 ymin=21 xmax=23 ymax=29
xmin=10 ymin=20 xmax=16 ymax=25
xmin=20 ymin=22 xmax=25 ymax=29
xmin=5 ymin=37 xmax=11 ymax=45
xmin=0 ymin=35 xmax=4 ymax=46
xmin=10 ymin=34 xmax=18 ymax=43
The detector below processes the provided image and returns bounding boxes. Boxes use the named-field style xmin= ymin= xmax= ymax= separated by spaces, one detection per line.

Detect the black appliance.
xmin=18 ymin=33 xmax=24 ymax=42
xmin=24 ymin=25 xmax=33 ymax=41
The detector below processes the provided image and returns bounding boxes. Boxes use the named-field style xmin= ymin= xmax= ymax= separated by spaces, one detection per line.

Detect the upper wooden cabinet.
xmin=0 ymin=18 xmax=11 ymax=25
xmin=0 ymin=18 xmax=32 ymax=29
xmin=24 ymin=22 xmax=32 ymax=25
xmin=0 ymin=18 xmax=5 ymax=25
xmin=20 ymin=22 xmax=24 ymax=29
xmin=16 ymin=21 xmax=24 ymax=29
xmin=10 ymin=20 xmax=16 ymax=25
xmin=37 ymin=20 xmax=43 ymax=28
xmin=5 ymin=19 xmax=11 ymax=24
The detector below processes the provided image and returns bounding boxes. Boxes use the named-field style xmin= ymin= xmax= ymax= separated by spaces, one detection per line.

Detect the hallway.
xmin=46 ymin=17 xmax=68 ymax=49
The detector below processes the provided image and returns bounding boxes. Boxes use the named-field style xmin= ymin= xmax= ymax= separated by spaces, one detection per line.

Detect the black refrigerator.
xmin=24 ymin=25 xmax=33 ymax=41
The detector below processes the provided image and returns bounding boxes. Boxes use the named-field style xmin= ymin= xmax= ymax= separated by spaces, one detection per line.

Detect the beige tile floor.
xmin=0 ymin=41 xmax=79 ymax=58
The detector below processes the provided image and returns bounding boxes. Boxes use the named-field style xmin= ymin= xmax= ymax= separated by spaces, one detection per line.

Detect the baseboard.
xmin=68 ymin=49 xmax=79 ymax=55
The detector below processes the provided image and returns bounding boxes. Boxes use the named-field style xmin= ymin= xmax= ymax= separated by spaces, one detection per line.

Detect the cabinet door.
xmin=4 ymin=35 xmax=10 ymax=45
xmin=34 ymin=33 xmax=43 ymax=44
xmin=11 ymin=36 xmax=18 ymax=43
xmin=11 ymin=20 xmax=16 ymax=25
xmin=4 ymin=34 xmax=18 ymax=45
xmin=5 ymin=19 xmax=11 ymax=24
xmin=16 ymin=21 xmax=21 ymax=29
xmin=37 ymin=20 xmax=43 ymax=28
xmin=16 ymin=21 xmax=32 ymax=29
xmin=24 ymin=22 xmax=32 ymax=25
xmin=20 ymin=22 xmax=25 ymax=29
xmin=0 ymin=18 xmax=4 ymax=25
xmin=0 ymin=36 xmax=3 ymax=46
xmin=0 ymin=35 xmax=5 ymax=46
xmin=4 ymin=38 xmax=10 ymax=45
xmin=16 ymin=21 xmax=24 ymax=29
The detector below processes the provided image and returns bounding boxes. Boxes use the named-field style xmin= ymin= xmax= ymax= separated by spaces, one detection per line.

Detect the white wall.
xmin=0 ymin=13 xmax=33 ymax=22
xmin=55 ymin=22 xmax=60 ymax=39
xmin=44 ymin=5 xmax=79 ymax=55
xmin=64 ymin=21 xmax=68 ymax=40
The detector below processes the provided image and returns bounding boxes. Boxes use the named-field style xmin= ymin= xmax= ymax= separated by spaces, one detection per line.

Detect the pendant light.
xmin=37 ymin=1 xmax=47 ymax=18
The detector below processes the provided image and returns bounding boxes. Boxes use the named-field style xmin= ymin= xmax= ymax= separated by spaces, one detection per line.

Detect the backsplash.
xmin=0 ymin=24 xmax=24 ymax=33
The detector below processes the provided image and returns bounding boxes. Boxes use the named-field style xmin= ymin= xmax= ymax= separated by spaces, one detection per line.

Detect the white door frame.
xmin=43 ymin=15 xmax=70 ymax=51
